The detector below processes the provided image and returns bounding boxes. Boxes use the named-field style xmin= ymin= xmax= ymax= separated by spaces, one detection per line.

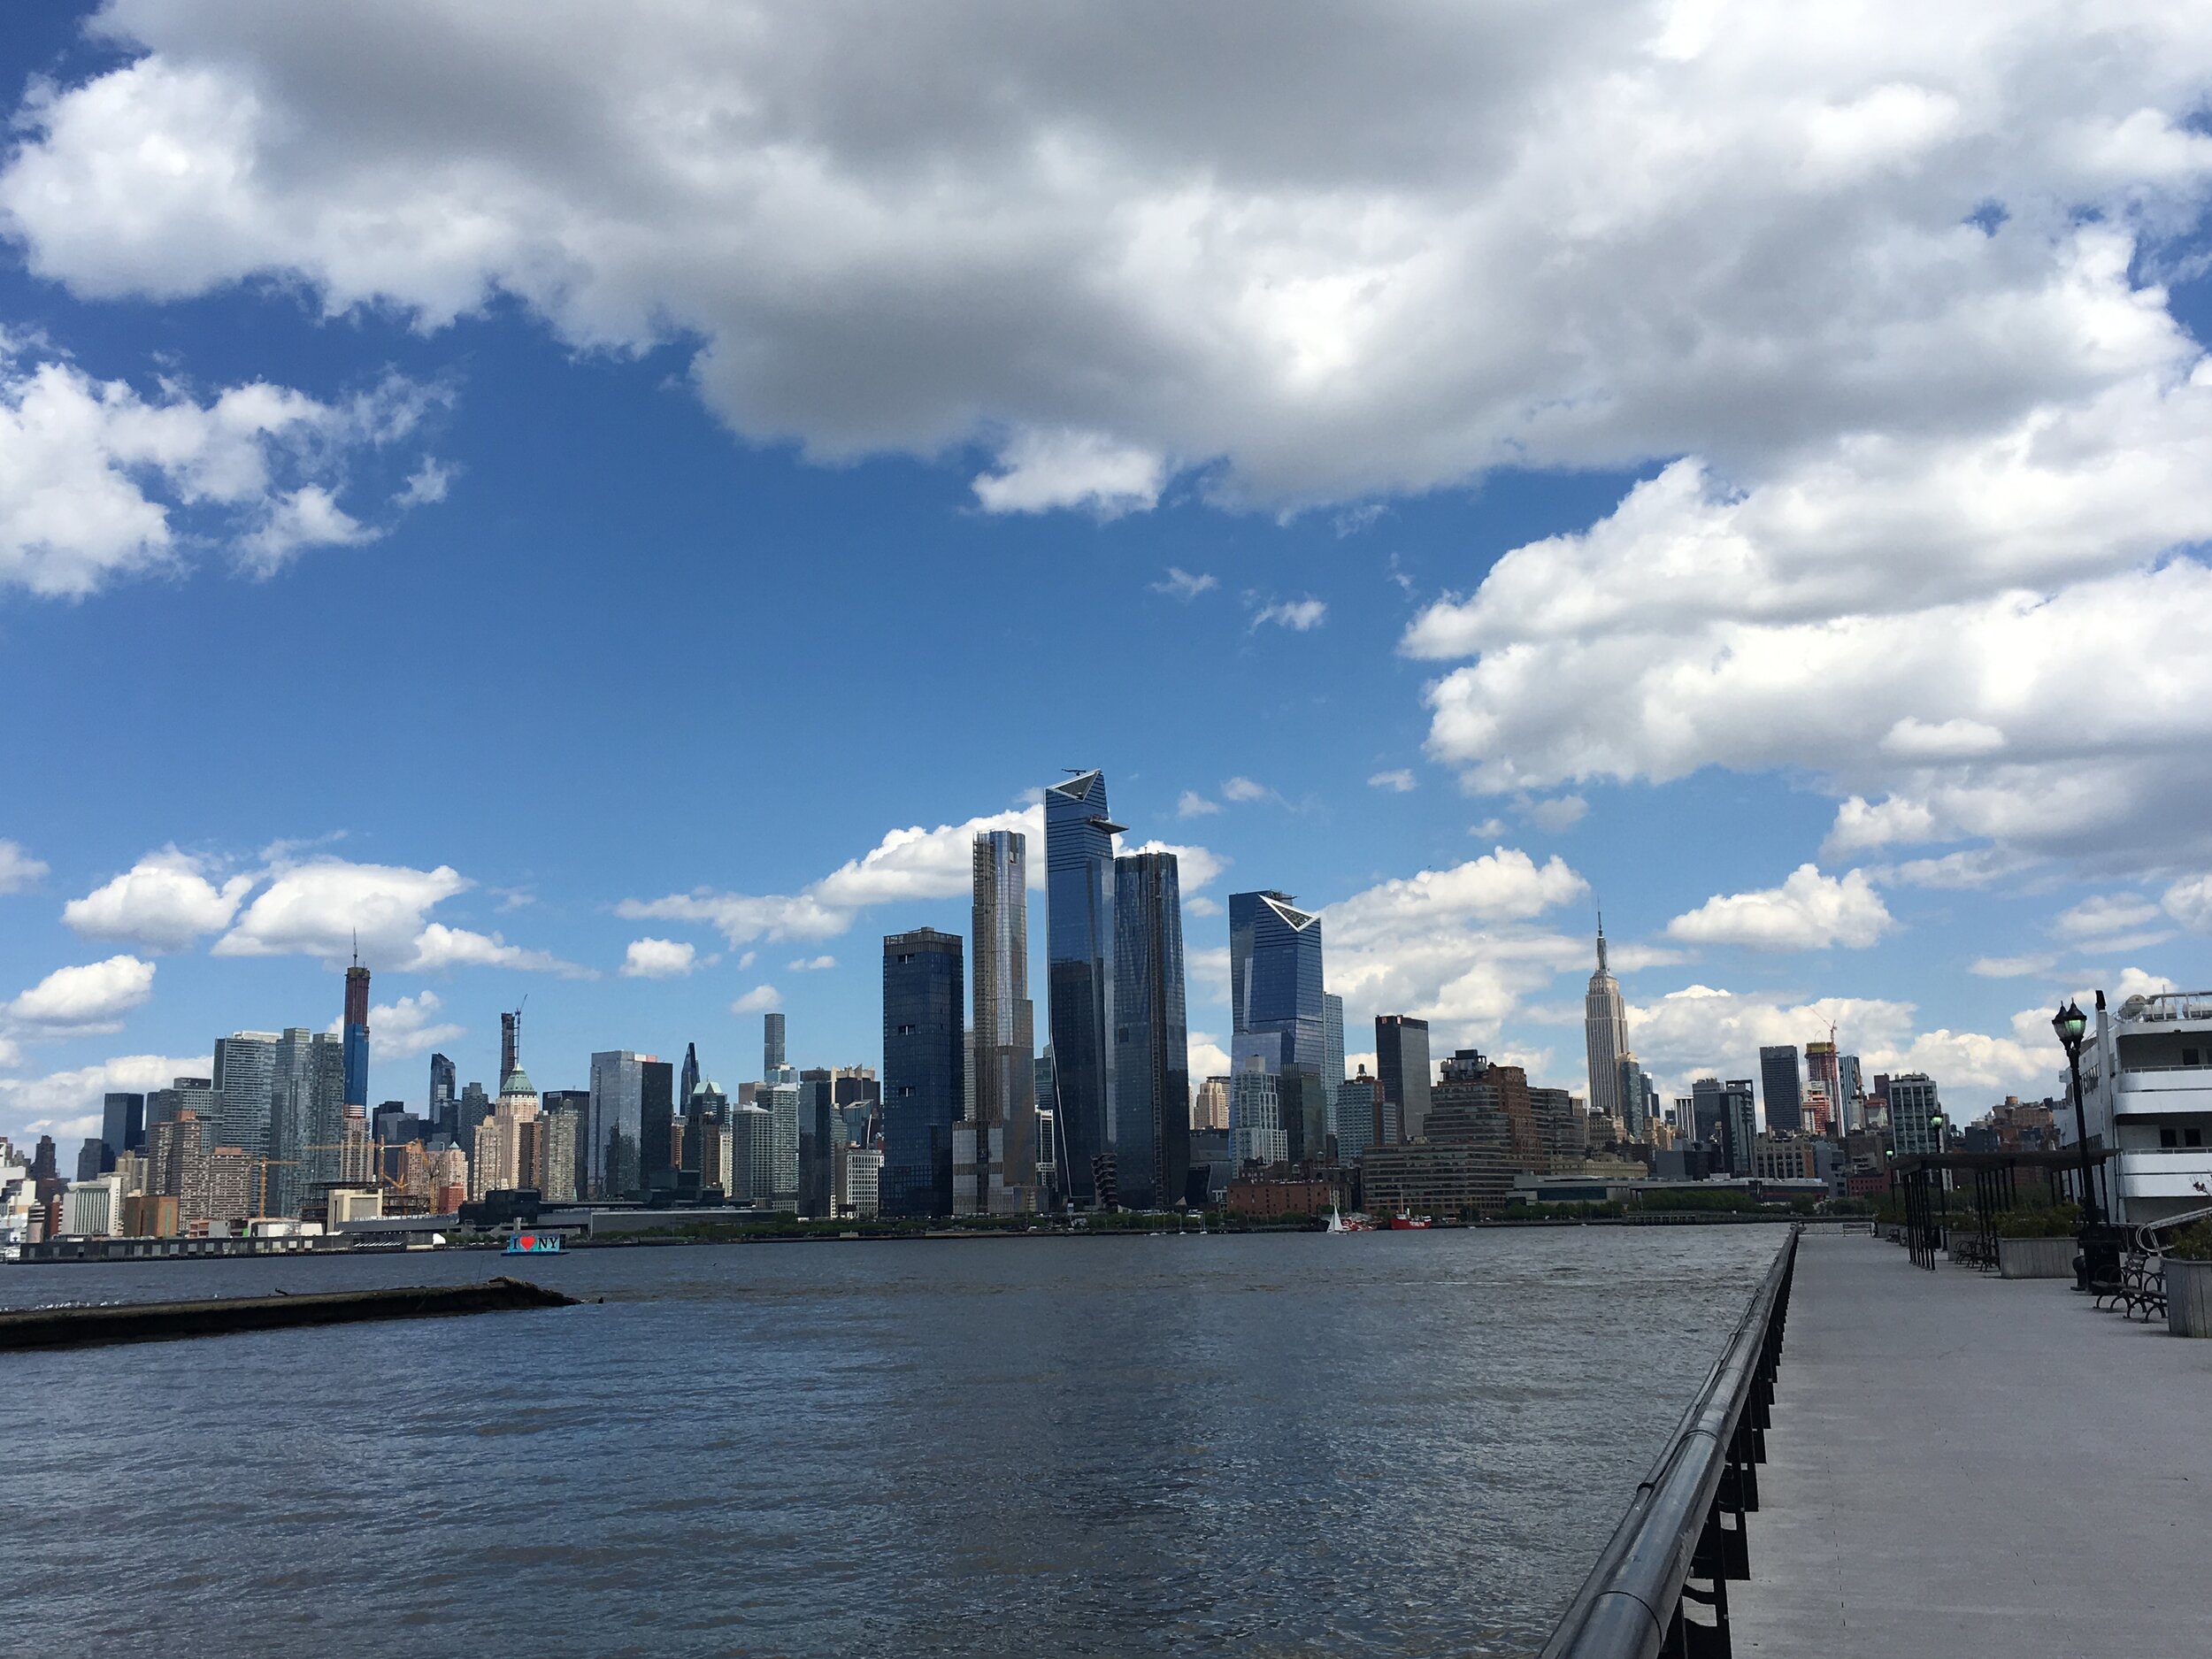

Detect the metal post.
xmin=2064 ymin=1040 xmax=2097 ymax=1226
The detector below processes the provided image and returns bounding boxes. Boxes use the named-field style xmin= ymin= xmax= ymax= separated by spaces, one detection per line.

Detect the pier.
xmin=1731 ymin=1231 xmax=2210 ymax=1656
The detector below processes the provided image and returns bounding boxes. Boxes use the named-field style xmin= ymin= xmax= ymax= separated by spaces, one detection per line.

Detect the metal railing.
xmin=1539 ymin=1227 xmax=1799 ymax=1659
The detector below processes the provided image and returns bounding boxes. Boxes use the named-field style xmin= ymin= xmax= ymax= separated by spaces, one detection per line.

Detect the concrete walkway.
xmin=1732 ymin=1233 xmax=2212 ymax=1658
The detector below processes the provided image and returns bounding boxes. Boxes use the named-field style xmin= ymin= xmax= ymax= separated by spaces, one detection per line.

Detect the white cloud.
xmin=1176 ymin=789 xmax=1221 ymax=818
xmin=1152 ymin=567 xmax=1218 ymax=601
xmin=1185 ymin=895 xmax=1222 ymax=918
xmin=0 ymin=840 xmax=49 ymax=894
xmin=63 ymin=848 xmax=252 ymax=951
xmin=972 ymin=427 xmax=1165 ymax=517
xmin=396 ymin=457 xmax=454 ymax=508
xmin=234 ymin=483 xmax=374 ymax=576
xmin=1666 ymin=865 xmax=1893 ymax=952
xmin=1123 ymin=839 xmax=1229 ymax=891
xmin=342 ymin=990 xmax=464 ymax=1062
xmin=2166 ymin=873 xmax=2212 ymax=934
xmin=788 ymin=954 xmax=837 ymax=971
xmin=732 ymin=984 xmax=781 ymax=1015
xmin=1367 ymin=769 xmax=1417 ymax=793
xmin=0 ymin=1053 xmax=208 ymax=1145
xmin=1524 ymin=794 xmax=1587 ymax=833
xmin=0 ymin=334 xmax=434 ymax=596
xmin=2054 ymin=893 xmax=2162 ymax=942
xmin=5 ymin=956 xmax=155 ymax=1033
xmin=1251 ymin=597 xmax=1327 ymax=632
xmin=1220 ymin=776 xmax=1271 ymax=803
xmin=13 ymin=3 xmax=2209 ymax=526
xmin=1187 ymin=1032 xmax=1231 ymax=1079
xmin=622 ymin=801 xmax=1218 ymax=949
xmin=213 ymin=856 xmax=583 ymax=975
xmin=621 ymin=937 xmax=698 ymax=979
xmin=1971 ymin=954 xmax=2055 ymax=979
xmin=1469 ymin=817 xmax=1507 ymax=838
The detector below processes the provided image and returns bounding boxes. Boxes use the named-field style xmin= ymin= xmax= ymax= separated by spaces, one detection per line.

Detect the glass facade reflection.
xmin=1112 ymin=849 xmax=1189 ymax=1210
xmin=883 ymin=926 xmax=964 ymax=1217
xmin=1046 ymin=771 xmax=1123 ymax=1205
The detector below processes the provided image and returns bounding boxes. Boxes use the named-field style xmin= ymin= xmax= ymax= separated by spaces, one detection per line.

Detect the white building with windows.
xmin=2069 ymin=990 xmax=2212 ymax=1227
xmin=1229 ymin=1062 xmax=1287 ymax=1170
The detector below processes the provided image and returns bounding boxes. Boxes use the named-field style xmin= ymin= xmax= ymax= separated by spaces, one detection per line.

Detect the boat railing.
xmin=1538 ymin=1225 xmax=1799 ymax=1659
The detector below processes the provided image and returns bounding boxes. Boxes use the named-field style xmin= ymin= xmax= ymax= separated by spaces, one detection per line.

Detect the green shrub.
xmin=1995 ymin=1202 xmax=2079 ymax=1238
xmin=2167 ymin=1220 xmax=2212 ymax=1262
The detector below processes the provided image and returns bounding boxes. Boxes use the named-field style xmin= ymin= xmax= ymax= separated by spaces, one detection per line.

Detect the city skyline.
xmin=6 ymin=7 xmax=2212 ymax=1151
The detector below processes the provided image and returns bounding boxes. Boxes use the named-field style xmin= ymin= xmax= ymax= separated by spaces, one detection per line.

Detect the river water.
xmin=6 ymin=1227 xmax=1782 ymax=1657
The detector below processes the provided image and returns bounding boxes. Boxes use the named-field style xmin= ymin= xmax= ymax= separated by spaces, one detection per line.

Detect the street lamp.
xmin=2052 ymin=1000 xmax=2098 ymax=1228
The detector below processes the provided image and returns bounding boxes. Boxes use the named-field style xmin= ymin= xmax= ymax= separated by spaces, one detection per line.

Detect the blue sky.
xmin=4 ymin=4 xmax=2212 ymax=1145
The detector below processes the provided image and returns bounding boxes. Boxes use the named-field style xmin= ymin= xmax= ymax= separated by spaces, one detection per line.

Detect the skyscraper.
xmin=1838 ymin=1053 xmax=1865 ymax=1131
xmin=1617 ymin=1054 xmax=1650 ymax=1140
xmin=342 ymin=949 xmax=371 ymax=1109
xmin=1046 ymin=769 xmax=1121 ymax=1206
xmin=1322 ymin=992 xmax=1346 ymax=1133
xmin=1806 ymin=1041 xmax=1841 ymax=1136
xmin=1113 ymin=849 xmax=1190 ymax=1210
xmin=1760 ymin=1045 xmax=1804 ymax=1134
xmin=589 ymin=1051 xmax=649 ymax=1200
xmin=799 ymin=1066 xmax=836 ymax=1217
xmin=267 ymin=1027 xmax=343 ymax=1216
xmin=679 ymin=1042 xmax=700 ymax=1125
xmin=100 ymin=1093 xmax=145 ymax=1164
xmin=1229 ymin=891 xmax=1325 ymax=1077
xmin=764 ymin=1013 xmax=787 ymax=1077
xmin=428 ymin=1052 xmax=457 ymax=1141
xmin=211 ymin=1033 xmax=280 ymax=1164
xmin=971 ymin=829 xmax=1038 ymax=1213
xmin=501 ymin=1010 xmax=522 ymax=1086
xmin=883 ymin=927 xmax=964 ymax=1217
xmin=641 ymin=1059 xmax=676 ymax=1199
xmin=1375 ymin=1015 xmax=1432 ymax=1142
xmin=1584 ymin=919 xmax=1627 ymax=1125
xmin=1888 ymin=1072 xmax=1946 ymax=1156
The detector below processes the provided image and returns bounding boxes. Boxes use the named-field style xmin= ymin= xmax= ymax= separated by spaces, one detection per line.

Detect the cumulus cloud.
xmin=0 ymin=1052 xmax=208 ymax=1144
xmin=396 ymin=457 xmax=454 ymax=508
xmin=732 ymin=984 xmax=781 ymax=1015
xmin=1152 ymin=567 xmax=1218 ymax=601
xmin=1124 ymin=840 xmax=1229 ymax=891
xmin=0 ymin=840 xmax=49 ymax=893
xmin=1971 ymin=954 xmax=2056 ymax=979
xmin=213 ymin=856 xmax=583 ymax=975
xmin=1666 ymin=865 xmax=1893 ymax=951
xmin=788 ymin=954 xmax=837 ymax=971
xmin=972 ymin=428 xmax=1166 ymax=517
xmin=2054 ymin=894 xmax=2163 ymax=943
xmin=1524 ymin=794 xmax=1587 ymax=833
xmin=1187 ymin=1032 xmax=1232 ymax=1080
xmin=1368 ymin=769 xmax=1417 ymax=793
xmin=63 ymin=848 xmax=253 ymax=951
xmin=2167 ymin=874 xmax=2212 ymax=933
xmin=5 ymin=956 xmax=156 ymax=1034
xmin=336 ymin=990 xmax=464 ymax=1061
xmin=1176 ymin=790 xmax=1221 ymax=818
xmin=0 ymin=334 xmax=439 ymax=596
xmin=12 ymin=2 xmax=2209 ymax=524
xmin=1251 ymin=597 xmax=1326 ymax=632
xmin=1220 ymin=776 xmax=1271 ymax=803
xmin=621 ymin=937 xmax=698 ymax=979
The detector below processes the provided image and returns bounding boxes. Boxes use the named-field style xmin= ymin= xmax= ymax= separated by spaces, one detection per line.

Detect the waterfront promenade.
xmin=1732 ymin=1232 xmax=2212 ymax=1658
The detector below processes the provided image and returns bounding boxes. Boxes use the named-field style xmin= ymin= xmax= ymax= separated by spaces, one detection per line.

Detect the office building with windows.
xmin=970 ymin=829 xmax=1039 ymax=1214
xmin=1376 ymin=1015 xmax=1432 ymax=1142
xmin=1114 ymin=849 xmax=1191 ymax=1209
xmin=1584 ymin=922 xmax=1627 ymax=1125
xmin=1760 ymin=1045 xmax=1804 ymax=1134
xmin=589 ymin=1051 xmax=649 ymax=1200
xmin=1046 ymin=770 xmax=1121 ymax=1206
xmin=883 ymin=927 xmax=964 ymax=1217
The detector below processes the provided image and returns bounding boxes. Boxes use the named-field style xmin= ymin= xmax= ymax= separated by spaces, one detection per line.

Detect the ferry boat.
xmin=503 ymin=1231 xmax=565 ymax=1256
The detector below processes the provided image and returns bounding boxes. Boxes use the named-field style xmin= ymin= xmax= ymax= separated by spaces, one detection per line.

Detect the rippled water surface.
xmin=7 ymin=1227 xmax=1783 ymax=1657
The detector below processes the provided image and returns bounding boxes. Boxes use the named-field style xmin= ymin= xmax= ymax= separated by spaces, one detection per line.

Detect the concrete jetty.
xmin=1732 ymin=1232 xmax=2212 ymax=1658
xmin=0 ymin=1276 xmax=579 ymax=1351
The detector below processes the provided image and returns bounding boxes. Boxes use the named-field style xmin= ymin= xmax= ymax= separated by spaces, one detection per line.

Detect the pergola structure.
xmin=1891 ymin=1144 xmax=2112 ymax=1273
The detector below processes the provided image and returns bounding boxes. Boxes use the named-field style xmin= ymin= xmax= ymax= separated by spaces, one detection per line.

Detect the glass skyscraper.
xmin=211 ymin=1032 xmax=279 ymax=1164
xmin=1760 ymin=1045 xmax=1804 ymax=1133
xmin=883 ymin=926 xmax=964 ymax=1217
xmin=589 ymin=1050 xmax=648 ymax=1199
xmin=342 ymin=956 xmax=371 ymax=1108
xmin=1322 ymin=992 xmax=1346 ymax=1139
xmin=428 ymin=1051 xmax=457 ymax=1142
xmin=1375 ymin=1015 xmax=1432 ymax=1142
xmin=1230 ymin=891 xmax=1326 ymax=1077
xmin=1046 ymin=770 xmax=1122 ymax=1206
xmin=1112 ymin=849 xmax=1189 ymax=1210
xmin=972 ymin=829 xmax=1038 ymax=1212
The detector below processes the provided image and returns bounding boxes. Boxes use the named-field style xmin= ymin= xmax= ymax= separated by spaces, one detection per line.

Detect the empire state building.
xmin=1584 ymin=919 xmax=1627 ymax=1124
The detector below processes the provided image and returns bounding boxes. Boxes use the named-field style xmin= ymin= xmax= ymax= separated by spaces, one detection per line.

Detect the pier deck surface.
xmin=1732 ymin=1232 xmax=2212 ymax=1658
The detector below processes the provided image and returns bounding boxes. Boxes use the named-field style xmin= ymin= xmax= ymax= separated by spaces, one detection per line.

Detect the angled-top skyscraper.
xmin=1584 ymin=918 xmax=1627 ymax=1124
xmin=1046 ymin=770 xmax=1121 ymax=1206
xmin=1229 ymin=891 xmax=1325 ymax=1077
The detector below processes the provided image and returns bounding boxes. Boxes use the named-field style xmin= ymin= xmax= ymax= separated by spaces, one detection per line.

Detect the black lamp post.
xmin=2053 ymin=999 xmax=2097 ymax=1226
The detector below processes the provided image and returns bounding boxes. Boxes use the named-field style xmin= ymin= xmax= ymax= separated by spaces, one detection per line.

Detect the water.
xmin=6 ymin=1228 xmax=1783 ymax=1657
